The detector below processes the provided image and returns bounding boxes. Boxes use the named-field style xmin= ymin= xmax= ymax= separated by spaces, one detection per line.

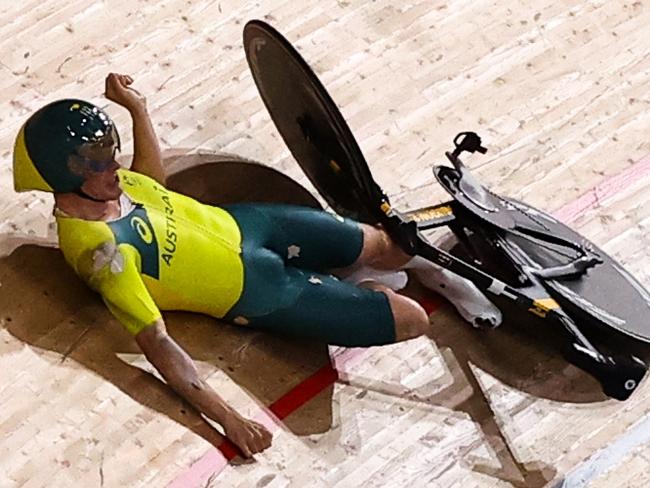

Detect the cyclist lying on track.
xmin=12 ymin=73 xmax=502 ymax=457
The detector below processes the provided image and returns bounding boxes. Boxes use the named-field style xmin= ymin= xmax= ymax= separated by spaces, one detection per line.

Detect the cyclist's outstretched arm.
xmin=135 ymin=318 xmax=273 ymax=458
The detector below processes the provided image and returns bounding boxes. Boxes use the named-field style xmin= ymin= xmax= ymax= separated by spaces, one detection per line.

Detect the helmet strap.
xmin=74 ymin=189 xmax=109 ymax=203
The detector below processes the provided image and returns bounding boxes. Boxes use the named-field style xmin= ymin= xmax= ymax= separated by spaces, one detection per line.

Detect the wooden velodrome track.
xmin=1 ymin=1 xmax=649 ymax=487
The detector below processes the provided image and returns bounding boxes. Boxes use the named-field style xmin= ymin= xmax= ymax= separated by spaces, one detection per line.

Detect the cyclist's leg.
xmin=227 ymin=265 xmax=430 ymax=346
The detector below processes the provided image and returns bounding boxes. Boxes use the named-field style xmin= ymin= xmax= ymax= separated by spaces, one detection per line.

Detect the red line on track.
xmin=268 ymin=360 xmax=340 ymax=419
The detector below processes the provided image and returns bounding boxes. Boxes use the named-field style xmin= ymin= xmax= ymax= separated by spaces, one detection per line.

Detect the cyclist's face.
xmin=72 ymin=130 xmax=122 ymax=200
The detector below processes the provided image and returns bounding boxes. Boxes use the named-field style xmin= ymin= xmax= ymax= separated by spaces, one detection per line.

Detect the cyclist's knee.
xmin=362 ymin=284 xmax=430 ymax=342
xmin=355 ymin=224 xmax=411 ymax=270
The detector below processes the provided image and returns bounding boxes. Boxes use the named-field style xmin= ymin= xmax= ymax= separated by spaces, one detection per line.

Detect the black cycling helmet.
xmin=13 ymin=99 xmax=120 ymax=194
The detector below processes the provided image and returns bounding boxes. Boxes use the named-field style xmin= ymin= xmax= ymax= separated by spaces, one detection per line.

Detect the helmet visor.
xmin=70 ymin=123 xmax=121 ymax=173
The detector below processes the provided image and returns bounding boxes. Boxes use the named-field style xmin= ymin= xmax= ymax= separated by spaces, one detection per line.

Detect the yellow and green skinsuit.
xmin=56 ymin=169 xmax=244 ymax=335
